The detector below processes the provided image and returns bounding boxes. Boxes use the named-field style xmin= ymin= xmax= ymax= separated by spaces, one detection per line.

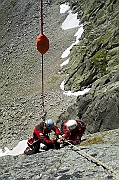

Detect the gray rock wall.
xmin=0 ymin=129 xmax=119 ymax=179
xmin=58 ymin=0 xmax=119 ymax=133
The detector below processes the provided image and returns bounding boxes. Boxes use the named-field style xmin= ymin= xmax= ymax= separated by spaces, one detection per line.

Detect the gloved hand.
xmin=57 ymin=138 xmax=63 ymax=144
xmin=57 ymin=135 xmax=65 ymax=144
xmin=58 ymin=135 xmax=62 ymax=139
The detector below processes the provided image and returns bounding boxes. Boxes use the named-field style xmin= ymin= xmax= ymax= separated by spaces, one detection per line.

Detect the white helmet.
xmin=66 ymin=120 xmax=77 ymax=130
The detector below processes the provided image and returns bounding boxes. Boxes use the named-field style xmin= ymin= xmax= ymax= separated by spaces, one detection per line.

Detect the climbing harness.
xmin=66 ymin=140 xmax=118 ymax=179
xmin=36 ymin=0 xmax=49 ymax=114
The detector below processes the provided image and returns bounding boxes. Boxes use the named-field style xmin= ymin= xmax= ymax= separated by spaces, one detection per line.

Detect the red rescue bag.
xmin=36 ymin=33 xmax=49 ymax=54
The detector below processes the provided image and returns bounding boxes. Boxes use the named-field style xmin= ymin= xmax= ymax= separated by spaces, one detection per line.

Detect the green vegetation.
xmin=95 ymin=34 xmax=111 ymax=46
xmin=91 ymin=49 xmax=107 ymax=75
xmin=10 ymin=0 xmax=17 ymax=7
xmin=80 ymin=135 xmax=104 ymax=146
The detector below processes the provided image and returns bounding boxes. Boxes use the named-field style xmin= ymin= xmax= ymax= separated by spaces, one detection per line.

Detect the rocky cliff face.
xmin=0 ymin=1 xmax=119 ymax=179
xmin=58 ymin=0 xmax=119 ymax=133
xmin=0 ymin=0 xmax=119 ymax=146
xmin=0 ymin=129 xmax=119 ymax=179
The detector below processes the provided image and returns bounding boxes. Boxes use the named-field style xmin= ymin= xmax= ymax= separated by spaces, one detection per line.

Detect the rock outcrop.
xmin=58 ymin=0 xmax=119 ymax=133
xmin=0 ymin=129 xmax=119 ymax=179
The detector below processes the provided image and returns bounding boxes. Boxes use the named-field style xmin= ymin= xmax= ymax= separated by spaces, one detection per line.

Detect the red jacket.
xmin=61 ymin=120 xmax=86 ymax=144
xmin=33 ymin=122 xmax=61 ymax=146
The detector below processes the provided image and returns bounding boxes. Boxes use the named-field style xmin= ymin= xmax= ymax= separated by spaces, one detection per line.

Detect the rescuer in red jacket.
xmin=61 ymin=119 xmax=86 ymax=145
xmin=24 ymin=119 xmax=62 ymax=155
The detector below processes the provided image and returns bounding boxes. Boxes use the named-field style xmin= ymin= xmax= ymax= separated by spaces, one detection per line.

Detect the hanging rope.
xmin=41 ymin=0 xmax=43 ymax=35
xmin=36 ymin=0 xmax=49 ymax=113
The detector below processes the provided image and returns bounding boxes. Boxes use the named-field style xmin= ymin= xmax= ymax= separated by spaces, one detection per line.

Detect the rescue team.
xmin=24 ymin=119 xmax=86 ymax=155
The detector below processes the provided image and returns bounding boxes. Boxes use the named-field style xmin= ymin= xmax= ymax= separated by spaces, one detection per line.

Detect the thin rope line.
xmin=40 ymin=0 xmax=44 ymax=112
xmin=66 ymin=141 xmax=118 ymax=179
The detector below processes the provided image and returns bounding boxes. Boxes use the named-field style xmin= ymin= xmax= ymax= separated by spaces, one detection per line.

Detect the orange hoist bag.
xmin=36 ymin=33 xmax=49 ymax=54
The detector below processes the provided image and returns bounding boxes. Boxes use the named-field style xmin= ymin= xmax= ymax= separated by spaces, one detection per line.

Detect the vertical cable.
xmin=36 ymin=1 xmax=49 ymax=115
xmin=41 ymin=54 xmax=44 ymax=111
xmin=41 ymin=0 xmax=44 ymax=111
xmin=41 ymin=0 xmax=43 ymax=35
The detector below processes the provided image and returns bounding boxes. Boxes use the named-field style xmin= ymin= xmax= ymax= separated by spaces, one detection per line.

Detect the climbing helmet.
xmin=45 ymin=119 xmax=54 ymax=130
xmin=66 ymin=120 xmax=77 ymax=130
